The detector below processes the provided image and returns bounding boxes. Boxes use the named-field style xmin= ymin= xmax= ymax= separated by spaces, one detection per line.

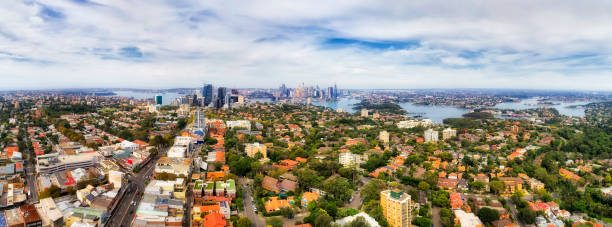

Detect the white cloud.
xmin=0 ymin=0 xmax=611 ymax=90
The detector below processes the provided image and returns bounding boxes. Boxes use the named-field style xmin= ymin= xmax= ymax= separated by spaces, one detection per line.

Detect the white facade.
xmin=109 ymin=170 xmax=124 ymax=189
xmin=379 ymin=131 xmax=390 ymax=143
xmin=148 ymin=104 xmax=160 ymax=113
xmin=339 ymin=152 xmax=362 ymax=168
xmin=361 ymin=109 xmax=369 ymax=117
xmin=174 ymin=136 xmax=193 ymax=152
xmin=442 ymin=128 xmax=457 ymax=140
xmin=226 ymin=120 xmax=251 ymax=130
xmin=424 ymin=129 xmax=439 ymax=143
xmin=454 ymin=210 xmax=484 ymax=227
xmin=119 ymin=140 xmax=139 ymax=152
xmin=167 ymin=146 xmax=187 ymax=158
xmin=397 ymin=119 xmax=434 ymax=129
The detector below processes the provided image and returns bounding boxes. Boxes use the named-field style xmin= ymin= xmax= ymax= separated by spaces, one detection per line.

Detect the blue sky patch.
xmin=322 ymin=38 xmax=420 ymax=50
xmin=119 ymin=46 xmax=144 ymax=58
xmin=38 ymin=4 xmax=65 ymax=21
xmin=188 ymin=10 xmax=217 ymax=23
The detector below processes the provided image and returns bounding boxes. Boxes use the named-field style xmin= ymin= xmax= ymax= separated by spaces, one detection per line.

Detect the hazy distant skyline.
xmin=2 ymin=0 xmax=612 ymax=90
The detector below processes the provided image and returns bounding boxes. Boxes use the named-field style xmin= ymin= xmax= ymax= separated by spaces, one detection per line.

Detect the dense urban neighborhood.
xmin=0 ymin=87 xmax=610 ymax=227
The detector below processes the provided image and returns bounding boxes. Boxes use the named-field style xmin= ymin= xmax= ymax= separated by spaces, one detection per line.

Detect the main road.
xmin=107 ymin=147 xmax=165 ymax=227
xmin=21 ymin=134 xmax=39 ymax=203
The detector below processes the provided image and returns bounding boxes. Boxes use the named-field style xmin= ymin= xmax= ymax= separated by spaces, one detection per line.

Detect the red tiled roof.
xmin=203 ymin=213 xmax=226 ymax=227
xmin=262 ymin=176 xmax=279 ymax=192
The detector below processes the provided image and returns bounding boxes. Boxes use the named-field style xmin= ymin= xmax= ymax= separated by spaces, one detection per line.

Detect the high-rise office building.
xmin=224 ymin=94 xmax=231 ymax=108
xmin=191 ymin=94 xmax=198 ymax=106
xmin=279 ymin=84 xmax=288 ymax=98
xmin=201 ymin=84 xmax=213 ymax=106
xmin=381 ymin=189 xmax=412 ymax=227
xmin=155 ymin=95 xmax=163 ymax=105
xmin=193 ymin=110 xmax=207 ymax=133
xmin=218 ymin=87 xmax=227 ymax=106
xmin=334 ymin=83 xmax=338 ymax=99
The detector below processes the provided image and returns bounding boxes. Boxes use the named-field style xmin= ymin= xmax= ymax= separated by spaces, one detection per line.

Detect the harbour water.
xmin=492 ymin=97 xmax=589 ymax=117
xmin=109 ymin=93 xmax=590 ymax=122
xmin=249 ymin=98 xmax=467 ymax=123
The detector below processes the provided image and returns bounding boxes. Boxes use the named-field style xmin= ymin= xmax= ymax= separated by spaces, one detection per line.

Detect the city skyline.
xmin=2 ymin=1 xmax=612 ymax=91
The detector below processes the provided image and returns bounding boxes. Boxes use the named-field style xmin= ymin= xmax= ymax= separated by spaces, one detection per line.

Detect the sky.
xmin=1 ymin=0 xmax=612 ymax=90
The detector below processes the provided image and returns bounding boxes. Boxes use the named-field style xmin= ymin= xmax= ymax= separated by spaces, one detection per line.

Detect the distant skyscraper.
xmin=193 ymin=110 xmax=207 ymax=133
xmin=192 ymin=94 xmax=198 ymax=106
xmin=279 ymin=84 xmax=288 ymax=98
xmin=218 ymin=87 xmax=227 ymax=106
xmin=334 ymin=83 xmax=338 ymax=99
xmin=224 ymin=94 xmax=231 ymax=108
xmin=201 ymin=84 xmax=213 ymax=106
xmin=155 ymin=95 xmax=163 ymax=105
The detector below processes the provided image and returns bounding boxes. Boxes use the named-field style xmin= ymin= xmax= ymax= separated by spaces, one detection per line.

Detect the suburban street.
xmin=432 ymin=206 xmax=442 ymax=227
xmin=347 ymin=176 xmax=370 ymax=209
xmin=506 ymin=197 xmax=527 ymax=227
xmin=240 ymin=177 xmax=266 ymax=227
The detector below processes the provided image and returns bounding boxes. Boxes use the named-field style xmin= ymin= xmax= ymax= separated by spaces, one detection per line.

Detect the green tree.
xmin=519 ymin=207 xmax=536 ymax=224
xmin=314 ymin=212 xmax=333 ymax=227
xmin=267 ymin=217 xmax=283 ymax=227
xmin=422 ymin=171 xmax=439 ymax=186
xmin=296 ymin=168 xmax=320 ymax=191
xmin=477 ymin=207 xmax=500 ymax=224
xmin=344 ymin=216 xmax=371 ymax=227
xmin=469 ymin=181 xmax=485 ymax=191
xmin=280 ymin=207 xmax=296 ymax=218
xmin=489 ymin=180 xmax=505 ymax=194
xmin=236 ymin=217 xmax=251 ymax=227
xmin=413 ymin=217 xmax=432 ymax=227
xmin=322 ymin=177 xmax=353 ymax=202
xmin=432 ymin=190 xmax=450 ymax=207
xmin=417 ymin=181 xmax=430 ymax=191
xmin=39 ymin=185 xmax=61 ymax=199
xmin=361 ymin=179 xmax=386 ymax=203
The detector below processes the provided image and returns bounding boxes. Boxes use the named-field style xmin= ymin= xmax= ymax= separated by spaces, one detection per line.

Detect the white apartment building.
xmin=424 ymin=129 xmax=439 ymax=143
xmin=361 ymin=109 xmax=369 ymax=117
xmin=442 ymin=128 xmax=457 ymax=140
xmin=339 ymin=151 xmax=363 ymax=168
xmin=226 ymin=120 xmax=251 ymax=130
xmin=396 ymin=119 xmax=434 ymax=129
xmin=379 ymin=131 xmax=390 ymax=143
